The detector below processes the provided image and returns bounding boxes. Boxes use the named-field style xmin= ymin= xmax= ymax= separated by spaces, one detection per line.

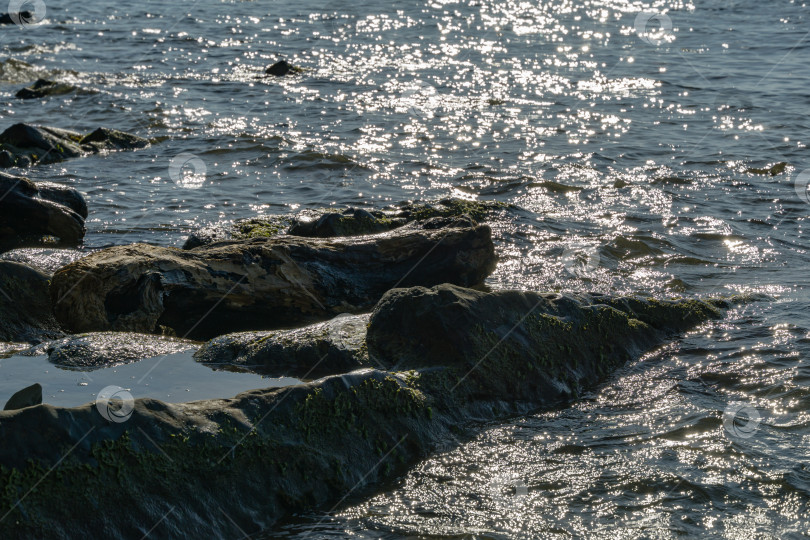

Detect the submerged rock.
xmin=51 ymin=220 xmax=496 ymax=340
xmin=25 ymin=332 xmax=198 ymax=369
xmin=0 ymin=261 xmax=63 ymax=343
xmin=195 ymin=313 xmax=370 ymax=377
xmin=0 ymin=123 xmax=149 ymax=168
xmin=183 ymin=198 xmax=508 ymax=249
xmin=15 ymin=79 xmax=78 ymax=100
xmin=0 ymin=172 xmax=86 ymax=252
xmin=0 ymin=11 xmax=33 ymax=24
xmin=2 ymin=383 xmax=41 ymax=410
xmin=265 ymin=60 xmax=302 ymax=76
xmin=0 ymin=285 xmax=730 ymax=539
xmin=287 ymin=208 xmax=400 ymax=238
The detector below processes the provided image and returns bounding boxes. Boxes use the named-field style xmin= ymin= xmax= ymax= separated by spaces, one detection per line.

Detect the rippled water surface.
xmin=2 ymin=0 xmax=810 ymax=537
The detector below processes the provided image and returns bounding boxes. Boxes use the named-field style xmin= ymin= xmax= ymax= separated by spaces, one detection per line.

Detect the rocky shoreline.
xmin=0 ymin=127 xmax=743 ymax=537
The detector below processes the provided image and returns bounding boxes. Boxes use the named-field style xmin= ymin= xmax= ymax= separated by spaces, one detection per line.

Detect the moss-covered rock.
xmin=368 ymin=284 xmax=726 ymax=405
xmin=182 ymin=198 xmax=509 ymax=249
xmin=0 ymin=284 xmax=733 ymax=539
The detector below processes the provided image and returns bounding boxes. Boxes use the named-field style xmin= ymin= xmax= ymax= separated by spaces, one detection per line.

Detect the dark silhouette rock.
xmin=15 ymin=79 xmax=78 ymax=100
xmin=0 ymin=11 xmax=33 ymax=24
xmin=0 ymin=123 xmax=149 ymax=168
xmin=0 ymin=172 xmax=86 ymax=252
xmin=3 ymin=383 xmax=41 ymax=410
xmin=0 ymin=261 xmax=63 ymax=343
xmin=51 ymin=220 xmax=497 ymax=340
xmin=287 ymin=208 xmax=399 ymax=237
xmin=265 ymin=60 xmax=301 ymax=76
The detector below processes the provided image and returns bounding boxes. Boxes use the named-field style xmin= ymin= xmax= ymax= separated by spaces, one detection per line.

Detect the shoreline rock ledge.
xmin=50 ymin=218 xmax=497 ymax=340
xmin=0 ymin=283 xmax=732 ymax=539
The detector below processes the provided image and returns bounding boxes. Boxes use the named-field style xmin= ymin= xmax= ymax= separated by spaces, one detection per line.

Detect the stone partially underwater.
xmin=182 ymin=198 xmax=509 ymax=249
xmin=195 ymin=313 xmax=370 ymax=378
xmin=0 ymin=172 xmax=87 ymax=252
xmin=0 ymin=123 xmax=149 ymax=168
xmin=0 ymin=284 xmax=731 ymax=539
xmin=24 ymin=332 xmax=199 ymax=369
xmin=51 ymin=219 xmax=496 ymax=340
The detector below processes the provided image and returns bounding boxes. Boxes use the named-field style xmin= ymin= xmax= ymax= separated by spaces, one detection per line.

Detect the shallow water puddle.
xmin=0 ymin=351 xmax=300 ymax=408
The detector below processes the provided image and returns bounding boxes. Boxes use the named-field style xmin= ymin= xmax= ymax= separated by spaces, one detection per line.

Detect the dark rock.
xmin=0 ymin=150 xmax=13 ymax=168
xmin=3 ymin=383 xmax=41 ymax=410
xmin=51 ymin=220 xmax=497 ymax=340
xmin=0 ymin=172 xmax=86 ymax=252
xmin=265 ymin=60 xmax=302 ymax=76
xmin=746 ymin=162 xmax=788 ymax=176
xmin=0 ymin=11 xmax=33 ymax=24
xmin=25 ymin=332 xmax=199 ymax=369
xmin=0 ymin=286 xmax=731 ymax=538
xmin=15 ymin=79 xmax=78 ymax=100
xmin=367 ymin=284 xmax=726 ymax=402
xmin=183 ymin=198 xmax=507 ymax=249
xmin=79 ymin=127 xmax=150 ymax=152
xmin=0 ymin=261 xmax=63 ymax=343
xmin=195 ymin=313 xmax=370 ymax=377
xmin=287 ymin=208 xmax=398 ymax=237
xmin=0 ymin=123 xmax=149 ymax=168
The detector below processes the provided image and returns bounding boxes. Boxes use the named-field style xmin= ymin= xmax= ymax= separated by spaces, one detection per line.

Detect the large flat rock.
xmin=50 ymin=220 xmax=497 ymax=340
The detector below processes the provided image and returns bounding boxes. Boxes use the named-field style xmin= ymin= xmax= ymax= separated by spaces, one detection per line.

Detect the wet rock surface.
xmin=0 ymin=248 xmax=86 ymax=275
xmin=0 ymin=284 xmax=730 ymax=539
xmin=0 ymin=172 xmax=86 ymax=252
xmin=368 ymin=284 xmax=727 ymax=402
xmin=2 ymin=383 xmax=41 ymax=410
xmin=25 ymin=332 xmax=199 ymax=369
xmin=182 ymin=198 xmax=508 ymax=249
xmin=51 ymin=220 xmax=496 ymax=340
xmin=0 ymin=261 xmax=63 ymax=343
xmin=195 ymin=313 xmax=370 ymax=378
xmin=0 ymin=123 xmax=149 ymax=168
xmin=15 ymin=79 xmax=79 ymax=100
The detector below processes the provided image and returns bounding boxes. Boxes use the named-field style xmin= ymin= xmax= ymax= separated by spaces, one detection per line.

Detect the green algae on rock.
xmin=182 ymin=198 xmax=509 ymax=249
xmin=0 ymin=284 xmax=732 ymax=539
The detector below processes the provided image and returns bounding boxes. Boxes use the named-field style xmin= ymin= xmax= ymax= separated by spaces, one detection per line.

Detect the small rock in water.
xmin=0 ymin=11 xmax=33 ymax=24
xmin=265 ymin=60 xmax=300 ymax=76
xmin=3 ymin=383 xmax=42 ymax=410
xmin=16 ymin=79 xmax=78 ymax=100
